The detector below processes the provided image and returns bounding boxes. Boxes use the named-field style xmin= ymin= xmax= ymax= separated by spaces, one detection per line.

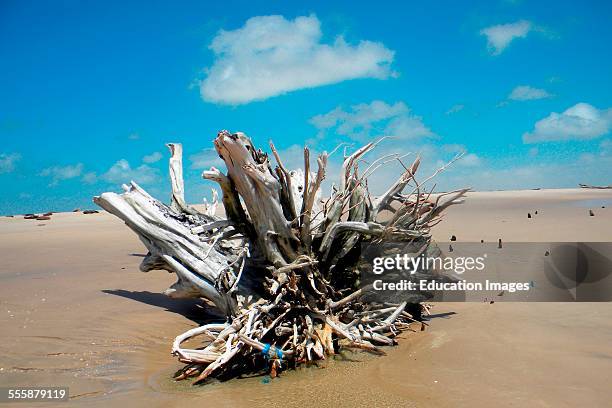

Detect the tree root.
xmin=94 ymin=130 xmax=466 ymax=384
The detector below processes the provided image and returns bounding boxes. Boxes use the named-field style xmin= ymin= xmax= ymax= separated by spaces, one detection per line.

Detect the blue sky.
xmin=1 ymin=0 xmax=611 ymax=215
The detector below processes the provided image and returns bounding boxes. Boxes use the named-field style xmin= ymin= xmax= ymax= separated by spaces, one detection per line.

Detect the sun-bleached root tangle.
xmin=94 ymin=131 xmax=467 ymax=384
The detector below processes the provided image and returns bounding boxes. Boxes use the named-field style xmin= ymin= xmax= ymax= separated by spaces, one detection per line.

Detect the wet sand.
xmin=1 ymin=188 xmax=611 ymax=407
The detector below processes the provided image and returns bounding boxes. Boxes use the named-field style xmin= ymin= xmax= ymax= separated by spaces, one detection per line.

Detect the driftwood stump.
xmin=94 ymin=130 xmax=467 ymax=383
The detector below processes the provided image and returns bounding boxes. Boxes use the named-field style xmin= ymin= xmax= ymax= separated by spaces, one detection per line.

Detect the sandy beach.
xmin=1 ymin=188 xmax=611 ymax=407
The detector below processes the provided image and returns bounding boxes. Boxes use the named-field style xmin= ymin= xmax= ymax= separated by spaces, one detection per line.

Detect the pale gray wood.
xmin=94 ymin=129 xmax=466 ymax=383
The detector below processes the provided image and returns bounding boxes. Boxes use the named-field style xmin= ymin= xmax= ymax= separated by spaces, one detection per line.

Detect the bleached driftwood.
xmin=94 ymin=130 xmax=467 ymax=383
xmin=579 ymin=183 xmax=612 ymax=189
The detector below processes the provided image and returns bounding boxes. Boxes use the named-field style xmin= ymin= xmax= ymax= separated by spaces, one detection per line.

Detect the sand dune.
xmin=1 ymin=188 xmax=611 ymax=407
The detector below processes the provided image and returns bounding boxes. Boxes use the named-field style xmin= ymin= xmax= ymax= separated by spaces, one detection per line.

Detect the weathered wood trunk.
xmin=94 ymin=130 xmax=467 ymax=383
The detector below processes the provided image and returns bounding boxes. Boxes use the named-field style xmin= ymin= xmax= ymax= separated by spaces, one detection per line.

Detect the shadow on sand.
xmin=426 ymin=311 xmax=457 ymax=319
xmin=102 ymin=289 xmax=223 ymax=324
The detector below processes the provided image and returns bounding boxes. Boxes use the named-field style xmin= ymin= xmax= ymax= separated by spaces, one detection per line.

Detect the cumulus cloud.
xmin=508 ymin=85 xmax=551 ymax=101
xmin=272 ymin=137 xmax=609 ymax=197
xmin=283 ymin=113 xmax=480 ymax=196
xmin=101 ymin=159 xmax=160 ymax=185
xmin=480 ymin=20 xmax=532 ymax=55
xmin=189 ymin=148 xmax=223 ymax=169
xmin=40 ymin=163 xmax=83 ymax=186
xmin=82 ymin=172 xmax=98 ymax=184
xmin=0 ymin=152 xmax=21 ymax=174
xmin=457 ymin=153 xmax=482 ymax=167
xmin=347 ymin=142 xmax=480 ymax=194
xmin=310 ymin=100 xmax=433 ymax=142
xmin=496 ymin=100 xmax=509 ymax=108
xmin=436 ymin=144 xmax=481 ymax=167
xmin=199 ymin=15 xmax=396 ymax=104
xmin=445 ymin=104 xmax=465 ymax=115
xmin=600 ymin=139 xmax=612 ymax=155
xmin=438 ymin=151 xmax=612 ymax=191
xmin=260 ymin=138 xmax=488 ymax=200
xmin=142 ymin=151 xmax=163 ymax=164
xmin=523 ymin=103 xmax=612 ymax=143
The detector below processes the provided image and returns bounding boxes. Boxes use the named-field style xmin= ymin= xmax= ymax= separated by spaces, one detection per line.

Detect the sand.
xmin=1 ymin=188 xmax=611 ymax=407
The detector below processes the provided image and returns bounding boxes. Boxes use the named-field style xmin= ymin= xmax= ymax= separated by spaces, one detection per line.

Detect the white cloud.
xmin=189 ymin=148 xmax=224 ymax=169
xmin=0 ymin=152 xmax=21 ymax=174
xmin=267 ymin=137 xmax=480 ymax=198
xmin=600 ymin=139 xmax=612 ymax=152
xmin=445 ymin=104 xmax=465 ymax=115
xmin=523 ymin=103 xmax=612 ymax=143
xmin=343 ymin=141 xmax=480 ymax=194
xmin=435 ymin=144 xmax=481 ymax=167
xmin=82 ymin=172 xmax=98 ymax=184
xmin=263 ymin=135 xmax=590 ymax=201
xmin=294 ymin=137 xmax=612 ymax=194
xmin=199 ymin=15 xmax=396 ymax=104
xmin=101 ymin=159 xmax=160 ymax=185
xmin=128 ymin=132 xmax=140 ymax=140
xmin=496 ymin=100 xmax=509 ymax=108
xmin=457 ymin=153 xmax=482 ymax=167
xmin=40 ymin=163 xmax=83 ymax=186
xmin=480 ymin=20 xmax=532 ymax=55
xmin=437 ymin=150 xmax=612 ymax=191
xmin=310 ymin=100 xmax=433 ymax=141
xmin=508 ymin=85 xmax=551 ymax=101
xmin=268 ymin=135 xmax=611 ymax=197
xmin=142 ymin=151 xmax=163 ymax=164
